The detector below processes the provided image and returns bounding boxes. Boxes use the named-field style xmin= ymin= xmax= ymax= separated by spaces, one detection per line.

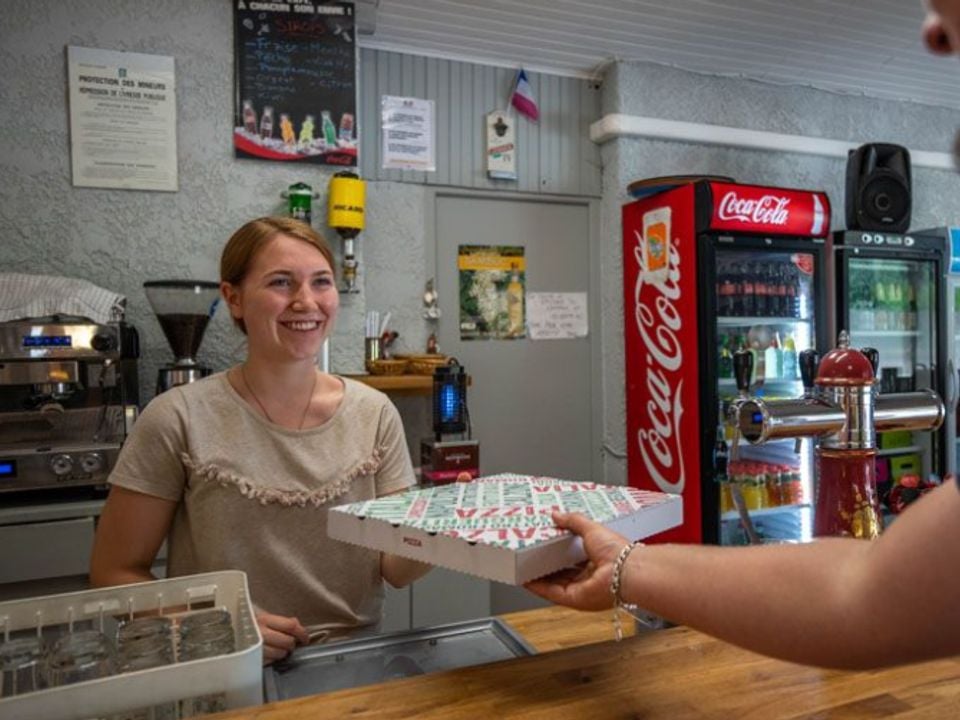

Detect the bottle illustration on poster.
xmin=233 ymin=0 xmax=357 ymax=166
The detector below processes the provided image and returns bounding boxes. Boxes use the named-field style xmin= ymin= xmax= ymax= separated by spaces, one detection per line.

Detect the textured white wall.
xmin=0 ymin=0 xmax=395 ymax=402
xmin=598 ymin=61 xmax=960 ymax=484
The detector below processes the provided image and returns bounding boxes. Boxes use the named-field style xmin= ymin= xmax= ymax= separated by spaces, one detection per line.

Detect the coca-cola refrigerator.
xmin=623 ymin=181 xmax=831 ymax=545
xmin=833 ymin=228 xmax=949 ymax=497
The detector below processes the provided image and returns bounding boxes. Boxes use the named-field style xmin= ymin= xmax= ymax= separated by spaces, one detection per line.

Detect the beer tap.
xmin=736 ymin=331 xmax=944 ymax=539
xmin=861 ymin=347 xmax=879 ymax=381
xmin=728 ymin=349 xmax=754 ymax=462
xmin=794 ymin=349 xmax=820 ymax=453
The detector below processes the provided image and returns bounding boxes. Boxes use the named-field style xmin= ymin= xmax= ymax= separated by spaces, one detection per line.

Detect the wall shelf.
xmin=345 ymin=374 xmax=472 ymax=396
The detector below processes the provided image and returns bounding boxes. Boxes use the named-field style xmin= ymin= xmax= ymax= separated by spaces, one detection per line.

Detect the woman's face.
xmin=222 ymin=233 xmax=339 ymax=363
xmin=924 ymin=0 xmax=960 ymax=55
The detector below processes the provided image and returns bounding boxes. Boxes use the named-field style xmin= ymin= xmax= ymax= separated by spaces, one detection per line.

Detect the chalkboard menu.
xmin=233 ymin=0 xmax=357 ymax=166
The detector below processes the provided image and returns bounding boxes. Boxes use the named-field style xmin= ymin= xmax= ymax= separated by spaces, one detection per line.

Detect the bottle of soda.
xmin=718 ymin=335 xmax=733 ymax=378
xmin=242 ymin=99 xmax=257 ymax=134
xmin=741 ymin=263 xmax=756 ymax=317
xmin=718 ymin=268 xmax=736 ymax=316
xmin=754 ymin=262 xmax=768 ymax=317
xmin=774 ymin=265 xmax=787 ymax=317
xmin=259 ymin=106 xmax=274 ymax=140
xmin=321 ymin=110 xmax=337 ymax=147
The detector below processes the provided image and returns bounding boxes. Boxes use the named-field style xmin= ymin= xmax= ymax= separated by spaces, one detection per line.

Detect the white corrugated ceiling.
xmin=359 ymin=0 xmax=960 ymax=109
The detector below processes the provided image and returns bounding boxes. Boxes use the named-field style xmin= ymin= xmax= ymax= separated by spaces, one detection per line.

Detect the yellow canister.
xmin=327 ymin=172 xmax=366 ymax=234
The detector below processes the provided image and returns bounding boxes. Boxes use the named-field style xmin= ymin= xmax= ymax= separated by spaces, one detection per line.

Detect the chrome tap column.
xmin=733 ymin=331 xmax=944 ymax=539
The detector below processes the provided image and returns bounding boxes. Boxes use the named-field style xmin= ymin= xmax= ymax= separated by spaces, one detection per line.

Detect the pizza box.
xmin=328 ymin=474 xmax=682 ymax=585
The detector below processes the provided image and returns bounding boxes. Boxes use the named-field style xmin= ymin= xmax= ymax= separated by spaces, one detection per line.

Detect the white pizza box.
xmin=328 ymin=473 xmax=682 ymax=585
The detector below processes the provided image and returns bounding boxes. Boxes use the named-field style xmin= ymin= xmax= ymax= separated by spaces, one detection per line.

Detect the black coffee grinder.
xmin=143 ymin=280 xmax=220 ymax=394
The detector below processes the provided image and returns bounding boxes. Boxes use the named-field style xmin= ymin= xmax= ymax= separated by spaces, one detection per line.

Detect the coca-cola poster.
xmin=703 ymin=182 xmax=830 ymax=238
xmin=622 ymin=185 xmax=701 ymax=543
xmin=233 ymin=0 xmax=357 ymax=166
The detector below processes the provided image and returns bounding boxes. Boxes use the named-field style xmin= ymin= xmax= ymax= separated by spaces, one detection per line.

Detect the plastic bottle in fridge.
xmin=782 ymin=332 xmax=798 ymax=379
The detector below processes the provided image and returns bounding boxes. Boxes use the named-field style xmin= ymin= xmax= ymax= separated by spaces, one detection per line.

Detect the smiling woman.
xmin=90 ymin=217 xmax=433 ymax=666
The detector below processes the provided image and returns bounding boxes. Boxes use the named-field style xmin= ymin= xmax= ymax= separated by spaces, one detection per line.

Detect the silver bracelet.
xmin=609 ymin=540 xmax=643 ymax=641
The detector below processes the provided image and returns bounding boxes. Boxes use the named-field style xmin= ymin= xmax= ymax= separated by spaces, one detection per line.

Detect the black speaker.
xmin=845 ymin=143 xmax=911 ymax=233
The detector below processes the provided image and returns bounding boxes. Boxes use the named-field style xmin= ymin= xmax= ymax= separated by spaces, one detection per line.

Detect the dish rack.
xmin=0 ymin=570 xmax=262 ymax=720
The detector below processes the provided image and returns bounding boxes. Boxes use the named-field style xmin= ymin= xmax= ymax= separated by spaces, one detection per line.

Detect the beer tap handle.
xmin=795 ymin=349 xmax=819 ymax=453
xmin=734 ymin=349 xmax=753 ymax=397
xmin=799 ymin=349 xmax=819 ymax=396
xmin=861 ymin=347 xmax=879 ymax=381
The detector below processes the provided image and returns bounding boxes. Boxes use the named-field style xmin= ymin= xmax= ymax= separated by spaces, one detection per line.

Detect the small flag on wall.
xmin=510 ymin=68 xmax=539 ymax=121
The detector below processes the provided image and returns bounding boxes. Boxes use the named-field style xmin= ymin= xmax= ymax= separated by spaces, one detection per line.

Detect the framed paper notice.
xmin=381 ymin=95 xmax=435 ymax=171
xmin=67 ymin=46 xmax=178 ymax=191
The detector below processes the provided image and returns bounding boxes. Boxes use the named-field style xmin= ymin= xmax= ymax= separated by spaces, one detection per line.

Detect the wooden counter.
xmin=213 ymin=606 xmax=960 ymax=719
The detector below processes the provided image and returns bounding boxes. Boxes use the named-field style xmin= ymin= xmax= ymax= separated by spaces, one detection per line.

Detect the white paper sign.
xmin=527 ymin=293 xmax=588 ymax=340
xmin=67 ymin=46 xmax=178 ymax=191
xmin=381 ymin=95 xmax=435 ymax=171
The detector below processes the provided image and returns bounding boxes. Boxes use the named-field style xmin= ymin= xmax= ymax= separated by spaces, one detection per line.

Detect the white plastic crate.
xmin=0 ymin=570 xmax=262 ymax=720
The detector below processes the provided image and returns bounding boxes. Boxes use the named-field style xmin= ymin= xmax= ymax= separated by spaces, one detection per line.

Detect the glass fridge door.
xmin=846 ymin=256 xmax=938 ymax=493
xmin=714 ymin=249 xmax=817 ymax=545
xmin=949 ymin=279 xmax=960 ymax=477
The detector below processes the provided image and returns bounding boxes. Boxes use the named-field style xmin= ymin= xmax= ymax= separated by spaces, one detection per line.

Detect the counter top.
xmin=210 ymin=606 xmax=960 ymax=719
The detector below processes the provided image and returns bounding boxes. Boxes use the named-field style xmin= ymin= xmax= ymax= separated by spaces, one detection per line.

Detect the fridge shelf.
xmin=718 ymin=378 xmax=800 ymax=388
xmin=849 ymin=330 xmax=920 ymax=338
xmin=877 ymin=445 xmax=922 ymax=457
xmin=717 ymin=316 xmax=812 ymax=326
xmin=721 ymin=503 xmax=810 ymax=522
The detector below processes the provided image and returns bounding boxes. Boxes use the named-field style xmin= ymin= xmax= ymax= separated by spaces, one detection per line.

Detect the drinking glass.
xmin=45 ymin=630 xmax=115 ymax=687
xmin=0 ymin=636 xmax=45 ymax=697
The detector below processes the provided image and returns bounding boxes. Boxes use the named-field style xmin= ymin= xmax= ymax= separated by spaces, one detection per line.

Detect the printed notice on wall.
xmin=67 ymin=46 xmax=177 ymax=191
xmin=527 ymin=293 xmax=588 ymax=340
xmin=381 ymin=95 xmax=435 ymax=171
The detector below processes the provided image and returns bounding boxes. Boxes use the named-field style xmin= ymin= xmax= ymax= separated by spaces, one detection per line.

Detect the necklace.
xmin=239 ymin=364 xmax=317 ymax=430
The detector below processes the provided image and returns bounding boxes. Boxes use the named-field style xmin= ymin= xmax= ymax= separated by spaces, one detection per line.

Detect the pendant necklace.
xmin=239 ymin=364 xmax=317 ymax=429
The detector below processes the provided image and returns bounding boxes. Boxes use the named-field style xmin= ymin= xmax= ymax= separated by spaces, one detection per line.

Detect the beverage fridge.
xmin=622 ymin=181 xmax=831 ymax=545
xmin=832 ymin=229 xmax=948 ymax=502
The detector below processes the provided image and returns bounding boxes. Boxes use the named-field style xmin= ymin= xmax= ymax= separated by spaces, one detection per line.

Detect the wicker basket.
xmin=404 ymin=354 xmax=450 ymax=375
xmin=366 ymin=358 xmax=409 ymax=375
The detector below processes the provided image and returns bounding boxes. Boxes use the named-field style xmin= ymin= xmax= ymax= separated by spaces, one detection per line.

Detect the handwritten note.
xmin=527 ymin=293 xmax=588 ymax=340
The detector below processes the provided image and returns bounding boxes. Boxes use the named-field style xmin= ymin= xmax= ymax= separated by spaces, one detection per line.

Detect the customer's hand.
xmin=256 ymin=610 xmax=309 ymax=665
xmin=525 ymin=512 xmax=631 ymax=611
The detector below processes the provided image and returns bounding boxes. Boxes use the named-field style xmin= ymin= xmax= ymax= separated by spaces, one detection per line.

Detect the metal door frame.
xmin=423 ymin=187 xmax=603 ymax=484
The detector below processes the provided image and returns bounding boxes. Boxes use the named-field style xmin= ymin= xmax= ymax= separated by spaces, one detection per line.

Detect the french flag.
xmin=510 ymin=69 xmax=539 ymax=121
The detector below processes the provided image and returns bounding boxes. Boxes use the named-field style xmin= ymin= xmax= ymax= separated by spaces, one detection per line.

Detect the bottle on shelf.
xmin=782 ymin=332 xmax=798 ymax=379
xmin=741 ymin=263 xmax=756 ymax=317
xmin=764 ymin=331 xmax=783 ymax=380
xmin=718 ymin=334 xmax=733 ymax=379
xmin=754 ymin=262 xmax=769 ymax=317
xmin=718 ymin=267 xmax=736 ymax=316
xmin=714 ymin=415 xmax=731 ymax=514
xmin=773 ymin=265 xmax=787 ymax=317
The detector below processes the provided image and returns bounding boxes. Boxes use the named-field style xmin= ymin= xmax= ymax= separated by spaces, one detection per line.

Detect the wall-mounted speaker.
xmin=845 ymin=143 xmax=911 ymax=233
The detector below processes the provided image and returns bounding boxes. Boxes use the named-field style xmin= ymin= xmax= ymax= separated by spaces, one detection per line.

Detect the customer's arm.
xmin=89 ymin=485 xmax=177 ymax=586
xmin=528 ymin=481 xmax=960 ymax=669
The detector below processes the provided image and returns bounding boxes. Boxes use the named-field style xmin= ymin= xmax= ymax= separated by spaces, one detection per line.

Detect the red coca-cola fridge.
xmin=622 ymin=181 xmax=832 ymax=545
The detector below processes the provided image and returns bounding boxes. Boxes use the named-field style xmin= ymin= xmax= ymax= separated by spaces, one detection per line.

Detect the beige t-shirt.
xmin=108 ymin=372 xmax=415 ymax=635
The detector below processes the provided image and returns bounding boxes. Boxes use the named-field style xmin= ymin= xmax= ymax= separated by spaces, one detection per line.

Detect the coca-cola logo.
xmin=632 ymin=231 xmax=685 ymax=494
xmin=718 ymin=192 xmax=790 ymax=226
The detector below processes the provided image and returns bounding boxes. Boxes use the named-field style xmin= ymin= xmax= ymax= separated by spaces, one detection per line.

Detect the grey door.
xmin=435 ymin=194 xmax=594 ymax=481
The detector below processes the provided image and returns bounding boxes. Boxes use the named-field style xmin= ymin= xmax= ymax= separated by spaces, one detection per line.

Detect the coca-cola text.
xmin=632 ymin=230 xmax=686 ymax=495
xmin=718 ymin=192 xmax=790 ymax=226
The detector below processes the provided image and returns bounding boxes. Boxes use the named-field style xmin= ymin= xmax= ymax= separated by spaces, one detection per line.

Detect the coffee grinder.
xmin=421 ymin=359 xmax=479 ymax=484
xmin=143 ymin=280 xmax=220 ymax=394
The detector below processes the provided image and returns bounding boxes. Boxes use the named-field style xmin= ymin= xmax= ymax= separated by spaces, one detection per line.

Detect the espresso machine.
xmin=731 ymin=331 xmax=944 ymax=539
xmin=143 ymin=280 xmax=219 ymax=394
xmin=0 ymin=316 xmax=140 ymax=495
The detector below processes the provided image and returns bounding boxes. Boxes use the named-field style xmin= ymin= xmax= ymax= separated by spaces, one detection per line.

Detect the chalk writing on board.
xmin=233 ymin=0 xmax=357 ymax=165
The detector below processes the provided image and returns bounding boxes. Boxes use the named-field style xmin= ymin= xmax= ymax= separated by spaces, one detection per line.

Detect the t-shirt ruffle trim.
xmin=180 ymin=448 xmax=385 ymax=507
